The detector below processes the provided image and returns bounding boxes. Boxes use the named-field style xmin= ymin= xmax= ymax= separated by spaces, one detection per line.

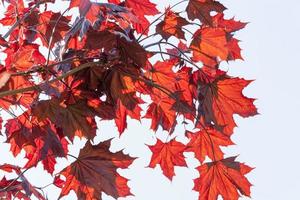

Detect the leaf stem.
xmin=0 ymin=168 xmax=30 ymax=192
xmin=136 ymin=0 xmax=188 ymax=42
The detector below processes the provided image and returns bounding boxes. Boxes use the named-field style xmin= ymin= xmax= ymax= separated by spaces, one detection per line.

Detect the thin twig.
xmin=136 ymin=0 xmax=188 ymax=42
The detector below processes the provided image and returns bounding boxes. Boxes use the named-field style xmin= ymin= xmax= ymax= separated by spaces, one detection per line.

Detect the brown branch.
xmin=0 ymin=61 xmax=101 ymax=98
xmin=0 ymin=168 xmax=30 ymax=192
xmin=149 ymin=50 xmax=201 ymax=70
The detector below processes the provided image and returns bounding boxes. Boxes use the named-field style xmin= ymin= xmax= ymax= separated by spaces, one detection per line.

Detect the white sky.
xmin=1 ymin=0 xmax=300 ymax=200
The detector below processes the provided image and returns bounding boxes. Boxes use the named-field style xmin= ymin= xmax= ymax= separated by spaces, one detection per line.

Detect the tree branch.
xmin=0 ymin=61 xmax=101 ymax=98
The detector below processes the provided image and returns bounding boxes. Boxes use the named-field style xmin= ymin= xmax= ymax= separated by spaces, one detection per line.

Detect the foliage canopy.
xmin=0 ymin=0 xmax=257 ymax=199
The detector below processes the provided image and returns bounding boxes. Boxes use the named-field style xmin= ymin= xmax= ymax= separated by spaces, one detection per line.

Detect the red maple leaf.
xmin=196 ymin=72 xmax=257 ymax=135
xmin=144 ymin=61 xmax=194 ymax=132
xmin=83 ymin=29 xmax=148 ymax=67
xmin=0 ymin=0 xmax=25 ymax=26
xmin=32 ymin=99 xmax=97 ymax=140
xmin=190 ymin=27 xmax=229 ymax=62
xmin=115 ymin=99 xmax=142 ymax=134
xmin=0 ymin=0 xmax=257 ymax=199
xmin=186 ymin=126 xmax=234 ymax=163
xmin=0 ymin=75 xmax=38 ymax=109
xmin=5 ymin=111 xmax=68 ymax=174
xmin=0 ymin=177 xmax=29 ymax=200
xmin=23 ymin=124 xmax=69 ymax=174
xmin=166 ymin=41 xmax=189 ymax=62
xmin=5 ymin=112 xmax=37 ymax=157
xmin=0 ymin=164 xmax=46 ymax=200
xmin=87 ymin=98 xmax=116 ymax=120
xmin=212 ymin=13 xmax=247 ymax=33
xmin=126 ymin=0 xmax=159 ymax=34
xmin=109 ymin=0 xmax=159 ymax=34
xmin=8 ymin=43 xmax=46 ymax=71
xmin=190 ymin=26 xmax=244 ymax=64
xmin=186 ymin=0 xmax=226 ymax=25
xmin=143 ymin=61 xmax=178 ymax=131
xmin=156 ymin=9 xmax=189 ymax=40
xmin=0 ymin=0 xmax=39 ymax=41
xmin=58 ymin=140 xmax=135 ymax=200
xmin=69 ymin=0 xmax=101 ymax=25
xmin=148 ymin=139 xmax=187 ymax=180
xmin=104 ymin=66 xmax=144 ymax=134
xmin=194 ymin=157 xmax=253 ymax=200
xmin=144 ymin=98 xmax=176 ymax=132
xmin=37 ymin=11 xmax=71 ymax=47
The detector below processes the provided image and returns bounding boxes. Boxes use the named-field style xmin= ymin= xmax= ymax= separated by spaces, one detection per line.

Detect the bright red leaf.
xmin=186 ymin=126 xmax=234 ymax=163
xmin=5 ymin=43 xmax=46 ymax=71
xmin=144 ymin=60 xmax=178 ymax=132
xmin=194 ymin=157 xmax=253 ymax=200
xmin=196 ymin=73 xmax=257 ymax=135
xmin=148 ymin=139 xmax=187 ymax=180
xmin=0 ymin=0 xmax=25 ymax=26
xmin=109 ymin=0 xmax=159 ymax=34
xmin=212 ymin=13 xmax=247 ymax=33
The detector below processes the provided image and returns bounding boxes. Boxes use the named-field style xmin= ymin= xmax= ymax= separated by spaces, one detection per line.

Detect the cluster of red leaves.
xmin=0 ymin=0 xmax=257 ymax=199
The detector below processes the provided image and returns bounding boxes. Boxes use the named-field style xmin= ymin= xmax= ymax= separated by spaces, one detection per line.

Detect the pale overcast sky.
xmin=0 ymin=0 xmax=300 ymax=200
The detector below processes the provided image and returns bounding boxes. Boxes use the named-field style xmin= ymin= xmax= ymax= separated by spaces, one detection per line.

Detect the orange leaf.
xmin=190 ymin=27 xmax=229 ymax=61
xmin=156 ymin=9 xmax=189 ymax=40
xmin=7 ymin=43 xmax=46 ymax=71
